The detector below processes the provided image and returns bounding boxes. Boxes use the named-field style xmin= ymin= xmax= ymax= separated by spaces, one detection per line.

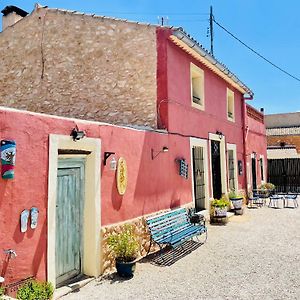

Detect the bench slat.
xmin=146 ymin=207 xmax=207 ymax=252
xmin=147 ymin=209 xmax=186 ymax=225
xmin=157 ymin=224 xmax=206 ymax=244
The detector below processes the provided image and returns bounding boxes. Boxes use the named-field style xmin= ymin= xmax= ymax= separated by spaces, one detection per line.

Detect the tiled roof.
xmin=172 ymin=29 xmax=253 ymax=97
xmin=266 ymin=127 xmax=300 ymax=136
xmin=265 ymin=112 xmax=300 ymax=128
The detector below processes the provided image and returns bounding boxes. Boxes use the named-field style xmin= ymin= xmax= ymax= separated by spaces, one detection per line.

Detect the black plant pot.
xmin=116 ymin=259 xmax=136 ymax=278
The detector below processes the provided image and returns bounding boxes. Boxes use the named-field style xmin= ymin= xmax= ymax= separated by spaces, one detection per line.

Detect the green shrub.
xmin=0 ymin=286 xmax=4 ymax=298
xmin=259 ymin=182 xmax=275 ymax=190
xmin=228 ymin=189 xmax=243 ymax=199
xmin=16 ymin=280 xmax=53 ymax=300
xmin=107 ymin=224 xmax=139 ymax=262
xmin=211 ymin=197 xmax=230 ymax=209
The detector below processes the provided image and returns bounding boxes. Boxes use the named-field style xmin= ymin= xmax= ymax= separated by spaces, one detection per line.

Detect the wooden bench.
xmin=146 ymin=208 xmax=207 ymax=256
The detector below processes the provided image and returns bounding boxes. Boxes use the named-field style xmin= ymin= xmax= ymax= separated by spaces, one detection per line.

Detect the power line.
xmin=213 ymin=18 xmax=300 ymax=83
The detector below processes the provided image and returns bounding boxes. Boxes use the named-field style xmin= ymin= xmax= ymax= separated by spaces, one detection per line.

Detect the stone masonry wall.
xmin=101 ymin=216 xmax=159 ymax=274
xmin=0 ymin=7 xmax=157 ymax=127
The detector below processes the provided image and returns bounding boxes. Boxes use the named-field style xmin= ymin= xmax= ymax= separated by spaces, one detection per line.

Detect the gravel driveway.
xmin=62 ymin=204 xmax=300 ymax=300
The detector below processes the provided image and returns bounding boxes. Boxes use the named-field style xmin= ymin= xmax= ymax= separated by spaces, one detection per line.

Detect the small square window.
xmin=227 ymin=88 xmax=235 ymax=122
xmin=190 ymin=63 xmax=204 ymax=110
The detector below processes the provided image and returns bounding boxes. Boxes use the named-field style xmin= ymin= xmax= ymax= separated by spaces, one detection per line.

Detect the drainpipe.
xmin=242 ymin=95 xmax=252 ymax=196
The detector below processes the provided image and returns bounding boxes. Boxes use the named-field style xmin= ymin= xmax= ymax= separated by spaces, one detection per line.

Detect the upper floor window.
xmin=190 ymin=63 xmax=204 ymax=110
xmin=227 ymin=88 xmax=235 ymax=122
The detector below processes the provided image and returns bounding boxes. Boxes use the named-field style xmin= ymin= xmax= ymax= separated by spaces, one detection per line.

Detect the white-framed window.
xmin=227 ymin=143 xmax=238 ymax=192
xmin=227 ymin=88 xmax=235 ymax=122
xmin=190 ymin=63 xmax=205 ymax=110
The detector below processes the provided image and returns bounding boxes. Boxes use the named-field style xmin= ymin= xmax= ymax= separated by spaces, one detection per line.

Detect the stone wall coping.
xmin=0 ymin=106 xmax=162 ymax=134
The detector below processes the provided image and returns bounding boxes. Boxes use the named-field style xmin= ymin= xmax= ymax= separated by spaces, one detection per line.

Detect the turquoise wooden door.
xmin=56 ymin=158 xmax=85 ymax=286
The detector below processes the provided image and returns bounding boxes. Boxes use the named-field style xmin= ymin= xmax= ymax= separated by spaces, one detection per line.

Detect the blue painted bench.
xmin=146 ymin=208 xmax=207 ymax=256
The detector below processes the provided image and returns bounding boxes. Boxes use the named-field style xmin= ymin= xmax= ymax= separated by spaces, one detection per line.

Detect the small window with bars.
xmin=228 ymin=149 xmax=236 ymax=191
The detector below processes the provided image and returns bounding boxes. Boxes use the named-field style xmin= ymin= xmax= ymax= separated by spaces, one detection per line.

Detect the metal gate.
xmin=192 ymin=146 xmax=205 ymax=211
xmin=268 ymin=158 xmax=300 ymax=193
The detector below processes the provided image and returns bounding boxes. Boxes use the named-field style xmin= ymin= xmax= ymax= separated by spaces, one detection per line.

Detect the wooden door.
xmin=56 ymin=158 xmax=85 ymax=286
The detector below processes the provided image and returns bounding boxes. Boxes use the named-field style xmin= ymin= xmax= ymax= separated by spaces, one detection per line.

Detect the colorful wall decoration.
xmin=0 ymin=140 xmax=16 ymax=179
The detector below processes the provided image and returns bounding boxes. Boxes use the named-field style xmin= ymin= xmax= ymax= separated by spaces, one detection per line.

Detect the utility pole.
xmin=158 ymin=16 xmax=168 ymax=26
xmin=209 ymin=6 xmax=214 ymax=56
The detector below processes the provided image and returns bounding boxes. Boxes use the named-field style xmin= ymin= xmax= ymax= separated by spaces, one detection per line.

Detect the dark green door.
xmin=211 ymin=140 xmax=222 ymax=199
xmin=56 ymin=158 xmax=85 ymax=286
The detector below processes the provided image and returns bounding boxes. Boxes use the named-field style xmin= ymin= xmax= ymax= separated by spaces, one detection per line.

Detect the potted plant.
xmin=228 ymin=190 xmax=244 ymax=209
xmin=211 ymin=197 xmax=230 ymax=217
xmin=107 ymin=224 xmax=139 ymax=278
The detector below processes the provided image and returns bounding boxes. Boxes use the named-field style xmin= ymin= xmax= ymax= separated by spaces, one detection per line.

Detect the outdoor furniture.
xmin=253 ymin=189 xmax=272 ymax=206
xmin=284 ymin=194 xmax=298 ymax=208
xmin=269 ymin=195 xmax=284 ymax=208
xmin=146 ymin=207 xmax=207 ymax=256
xmin=248 ymin=192 xmax=264 ymax=208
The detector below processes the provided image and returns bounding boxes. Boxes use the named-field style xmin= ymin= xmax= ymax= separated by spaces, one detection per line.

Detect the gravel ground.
xmin=62 ymin=203 xmax=300 ymax=300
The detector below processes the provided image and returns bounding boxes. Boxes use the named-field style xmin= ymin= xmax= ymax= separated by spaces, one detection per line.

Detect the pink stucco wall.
xmin=0 ymin=108 xmax=193 ymax=284
xmin=157 ymin=28 xmax=247 ymax=190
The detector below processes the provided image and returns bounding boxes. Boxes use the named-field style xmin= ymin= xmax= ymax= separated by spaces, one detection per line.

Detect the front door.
xmin=192 ymin=146 xmax=206 ymax=211
xmin=211 ymin=140 xmax=222 ymax=199
xmin=56 ymin=158 xmax=85 ymax=286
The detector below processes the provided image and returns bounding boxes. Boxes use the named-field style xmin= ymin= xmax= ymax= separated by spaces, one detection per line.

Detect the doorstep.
xmin=54 ymin=277 xmax=94 ymax=299
xmin=195 ymin=210 xmax=235 ymax=219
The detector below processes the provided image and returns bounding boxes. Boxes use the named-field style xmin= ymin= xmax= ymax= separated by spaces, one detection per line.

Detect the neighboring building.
xmin=266 ymin=112 xmax=300 ymax=157
xmin=0 ymin=5 xmax=267 ymax=292
xmin=265 ymin=112 xmax=300 ymax=192
xmin=245 ymin=105 xmax=267 ymax=191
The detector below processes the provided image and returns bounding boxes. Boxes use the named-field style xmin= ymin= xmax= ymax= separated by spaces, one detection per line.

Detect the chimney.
xmin=1 ymin=6 xmax=28 ymax=31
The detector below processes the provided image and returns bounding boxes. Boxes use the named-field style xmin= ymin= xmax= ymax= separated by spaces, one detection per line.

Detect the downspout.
xmin=242 ymin=95 xmax=253 ymax=196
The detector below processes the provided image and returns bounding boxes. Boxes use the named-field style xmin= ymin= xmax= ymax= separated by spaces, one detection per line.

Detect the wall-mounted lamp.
xmin=104 ymin=151 xmax=116 ymax=169
xmin=151 ymin=146 xmax=168 ymax=160
xmin=216 ymin=131 xmax=223 ymax=140
xmin=70 ymin=125 xmax=86 ymax=141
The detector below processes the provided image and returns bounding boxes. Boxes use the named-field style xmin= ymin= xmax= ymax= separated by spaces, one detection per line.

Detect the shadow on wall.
xmin=132 ymin=131 xmax=191 ymax=216
xmin=111 ymin=174 xmax=123 ymax=211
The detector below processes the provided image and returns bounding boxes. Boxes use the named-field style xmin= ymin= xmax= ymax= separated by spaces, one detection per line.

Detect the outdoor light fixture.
xmin=70 ymin=125 xmax=86 ymax=141
xmin=151 ymin=146 xmax=169 ymax=160
xmin=110 ymin=156 xmax=117 ymax=170
xmin=216 ymin=131 xmax=223 ymax=140
xmin=104 ymin=151 xmax=116 ymax=166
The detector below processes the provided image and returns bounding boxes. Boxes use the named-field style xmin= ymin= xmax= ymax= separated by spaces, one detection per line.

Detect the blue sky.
xmin=2 ymin=0 xmax=300 ymax=114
